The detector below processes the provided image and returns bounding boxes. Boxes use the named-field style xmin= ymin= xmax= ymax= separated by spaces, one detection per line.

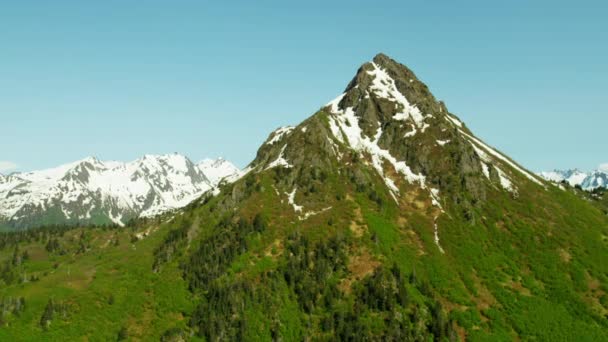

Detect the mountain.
xmin=0 ymin=154 xmax=239 ymax=230
xmin=197 ymin=157 xmax=241 ymax=185
xmin=0 ymin=54 xmax=606 ymax=341
xmin=581 ymin=171 xmax=608 ymax=190
xmin=149 ymin=53 xmax=607 ymax=340
xmin=539 ymin=168 xmax=608 ymax=190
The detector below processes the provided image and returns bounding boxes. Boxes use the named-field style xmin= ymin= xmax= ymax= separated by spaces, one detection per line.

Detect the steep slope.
xmin=0 ymin=154 xmax=239 ymax=230
xmin=0 ymin=54 xmax=606 ymax=341
xmin=149 ymin=53 xmax=606 ymax=340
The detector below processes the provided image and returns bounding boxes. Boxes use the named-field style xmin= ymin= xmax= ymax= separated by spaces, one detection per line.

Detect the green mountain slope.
xmin=0 ymin=54 xmax=607 ymax=341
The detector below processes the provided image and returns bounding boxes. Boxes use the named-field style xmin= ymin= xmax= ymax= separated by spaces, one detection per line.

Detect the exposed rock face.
xmin=243 ymin=54 xmax=545 ymax=222
xmin=158 ymin=54 xmax=606 ymax=341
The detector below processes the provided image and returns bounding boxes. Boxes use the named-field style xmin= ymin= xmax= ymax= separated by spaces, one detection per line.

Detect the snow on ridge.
xmin=460 ymin=131 xmax=543 ymax=186
xmin=538 ymin=170 xmax=570 ymax=183
xmin=443 ymin=113 xmax=544 ymax=189
xmin=367 ymin=62 xmax=426 ymax=129
xmin=0 ymin=154 xmax=240 ymax=224
xmin=327 ymin=96 xmax=425 ymax=187
xmin=267 ymin=126 xmax=295 ymax=145
xmin=466 ymin=137 xmax=515 ymax=193
xmin=326 ymin=91 xmax=443 ymax=212
xmin=445 ymin=115 xmax=463 ymax=128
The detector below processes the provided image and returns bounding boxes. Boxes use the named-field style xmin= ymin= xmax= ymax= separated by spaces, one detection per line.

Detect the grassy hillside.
xmin=0 ymin=163 xmax=607 ymax=341
xmin=0 ymin=222 xmax=194 ymax=341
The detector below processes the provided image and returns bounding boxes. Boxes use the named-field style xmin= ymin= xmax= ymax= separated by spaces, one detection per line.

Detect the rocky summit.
xmin=153 ymin=54 xmax=605 ymax=340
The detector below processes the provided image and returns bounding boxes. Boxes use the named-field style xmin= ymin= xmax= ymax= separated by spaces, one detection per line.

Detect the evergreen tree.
xmin=40 ymin=299 xmax=54 ymax=330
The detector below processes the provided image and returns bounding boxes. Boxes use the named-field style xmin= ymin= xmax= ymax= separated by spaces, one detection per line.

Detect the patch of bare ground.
xmin=585 ymin=273 xmax=607 ymax=316
xmin=186 ymin=217 xmax=200 ymax=250
xmin=558 ymin=248 xmax=571 ymax=263
xmin=400 ymin=220 xmax=426 ymax=256
xmin=503 ymin=278 xmax=531 ymax=296
xmin=454 ymin=323 xmax=467 ymax=341
xmin=349 ymin=206 xmax=366 ymax=238
xmin=264 ymin=239 xmax=284 ymax=258
xmin=66 ymin=267 xmax=96 ymax=290
xmin=338 ymin=248 xmax=380 ymax=293
xmin=127 ymin=303 xmax=155 ymax=340
xmin=470 ymin=272 xmax=497 ymax=317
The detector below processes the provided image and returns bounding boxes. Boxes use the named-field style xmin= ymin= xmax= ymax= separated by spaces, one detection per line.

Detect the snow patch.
xmin=286 ymin=188 xmax=303 ymax=213
xmin=467 ymin=139 xmax=515 ymax=192
xmin=109 ymin=211 xmax=124 ymax=227
xmin=433 ymin=220 xmax=445 ymax=254
xmin=403 ymin=125 xmax=417 ymax=138
xmin=265 ymin=145 xmax=293 ymax=170
xmin=326 ymin=95 xmax=426 ymax=189
xmin=445 ymin=115 xmax=463 ymax=127
xmin=480 ymin=162 xmax=490 ymax=179
xmin=461 ymin=131 xmax=543 ymax=186
xmin=267 ymin=126 xmax=295 ymax=145
xmin=299 ymin=207 xmax=332 ymax=221
xmin=430 ymin=188 xmax=443 ymax=211
xmin=496 ymin=168 xmax=514 ymax=192
xmin=366 ymin=62 xmax=426 ymax=127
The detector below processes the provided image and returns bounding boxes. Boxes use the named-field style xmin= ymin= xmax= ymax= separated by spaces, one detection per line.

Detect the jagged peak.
xmin=318 ymin=54 xmax=546 ymax=202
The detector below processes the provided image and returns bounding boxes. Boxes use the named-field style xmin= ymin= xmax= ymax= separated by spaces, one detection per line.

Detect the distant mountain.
xmin=538 ymin=168 xmax=608 ymax=190
xmin=197 ymin=158 xmax=241 ymax=185
xmin=0 ymin=154 xmax=239 ymax=229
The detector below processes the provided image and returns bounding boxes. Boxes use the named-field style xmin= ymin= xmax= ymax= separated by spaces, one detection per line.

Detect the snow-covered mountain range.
xmin=0 ymin=154 xmax=239 ymax=229
xmin=538 ymin=166 xmax=608 ymax=190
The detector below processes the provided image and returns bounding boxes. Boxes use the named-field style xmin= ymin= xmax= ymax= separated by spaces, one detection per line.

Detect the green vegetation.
xmin=2 ymin=146 xmax=606 ymax=341
xmin=1 ymin=54 xmax=607 ymax=341
xmin=0 ymin=224 xmax=194 ymax=340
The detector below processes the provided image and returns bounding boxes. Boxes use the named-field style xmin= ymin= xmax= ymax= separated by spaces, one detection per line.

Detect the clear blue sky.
xmin=1 ymin=1 xmax=606 ymax=173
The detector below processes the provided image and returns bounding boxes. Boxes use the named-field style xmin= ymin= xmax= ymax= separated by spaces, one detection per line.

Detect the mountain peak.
xmin=371 ymin=52 xmax=407 ymax=71
xmin=341 ymin=54 xmax=440 ymax=123
xmin=249 ymin=54 xmax=545 ymax=226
